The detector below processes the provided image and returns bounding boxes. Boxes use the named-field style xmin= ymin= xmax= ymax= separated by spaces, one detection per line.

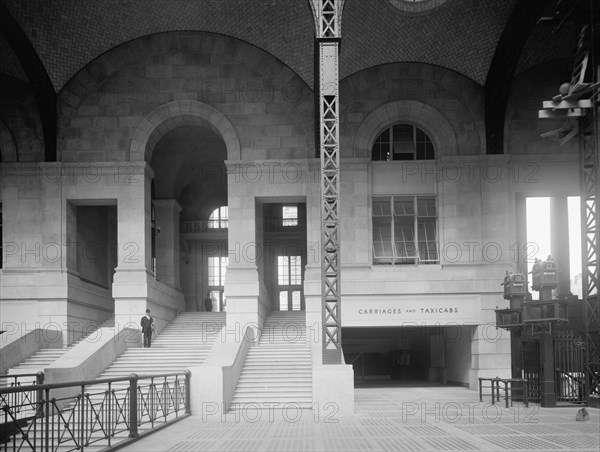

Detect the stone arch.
xmin=354 ymin=100 xmax=457 ymax=159
xmin=130 ymin=100 xmax=241 ymax=162
xmin=0 ymin=119 xmax=18 ymax=163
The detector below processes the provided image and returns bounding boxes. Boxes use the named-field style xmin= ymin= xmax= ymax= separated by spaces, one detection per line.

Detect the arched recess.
xmin=0 ymin=2 xmax=57 ymax=161
xmin=354 ymin=100 xmax=458 ymax=159
xmin=0 ymin=119 xmax=18 ymax=163
xmin=130 ymin=100 xmax=241 ymax=162
xmin=484 ymin=0 xmax=550 ymax=154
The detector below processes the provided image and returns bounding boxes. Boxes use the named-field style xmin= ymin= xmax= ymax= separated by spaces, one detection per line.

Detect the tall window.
xmin=208 ymin=206 xmax=228 ymax=229
xmin=208 ymin=256 xmax=228 ymax=286
xmin=373 ymin=196 xmax=438 ymax=264
xmin=372 ymin=124 xmax=435 ymax=161
xmin=208 ymin=256 xmax=228 ymax=311
xmin=277 ymin=255 xmax=303 ymax=310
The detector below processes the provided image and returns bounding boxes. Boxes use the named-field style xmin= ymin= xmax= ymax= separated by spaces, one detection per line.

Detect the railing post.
xmin=185 ymin=371 xmax=191 ymax=414
xmin=107 ymin=383 xmax=112 ymax=447
xmin=129 ymin=373 xmax=139 ymax=438
xmin=45 ymin=390 xmax=50 ymax=452
xmin=150 ymin=376 xmax=155 ymax=428
xmin=80 ymin=385 xmax=86 ymax=449
xmin=36 ymin=372 xmax=44 ymax=418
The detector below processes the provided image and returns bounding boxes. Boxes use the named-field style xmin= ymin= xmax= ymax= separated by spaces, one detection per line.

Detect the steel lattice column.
xmin=578 ymin=10 xmax=600 ymax=398
xmin=311 ymin=0 xmax=343 ymax=364
xmin=579 ymin=112 xmax=600 ymax=398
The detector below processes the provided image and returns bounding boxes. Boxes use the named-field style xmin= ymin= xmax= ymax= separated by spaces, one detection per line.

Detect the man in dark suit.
xmin=140 ymin=309 xmax=154 ymax=348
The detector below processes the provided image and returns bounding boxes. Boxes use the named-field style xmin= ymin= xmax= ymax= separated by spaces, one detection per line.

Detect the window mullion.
xmin=390 ymin=197 xmax=396 ymax=264
xmin=389 ymin=125 xmax=393 ymax=161
xmin=413 ymin=125 xmax=417 ymax=160
xmin=414 ymin=196 xmax=419 ymax=264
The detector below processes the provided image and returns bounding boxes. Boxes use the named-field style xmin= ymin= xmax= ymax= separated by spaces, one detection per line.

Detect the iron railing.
xmin=0 ymin=372 xmax=190 ymax=451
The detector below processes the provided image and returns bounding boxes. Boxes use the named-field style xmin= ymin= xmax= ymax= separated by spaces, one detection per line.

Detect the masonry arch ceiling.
xmin=56 ymin=31 xmax=312 ymax=163
xmin=0 ymin=0 xmax=582 ymax=161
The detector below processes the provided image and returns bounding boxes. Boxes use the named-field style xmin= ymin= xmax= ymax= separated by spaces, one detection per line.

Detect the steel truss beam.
xmin=312 ymin=0 xmax=342 ymax=364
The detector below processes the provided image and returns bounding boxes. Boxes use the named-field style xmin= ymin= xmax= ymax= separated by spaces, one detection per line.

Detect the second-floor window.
xmin=373 ymin=195 xmax=438 ymax=265
xmin=372 ymin=124 xmax=435 ymax=161
xmin=208 ymin=206 xmax=228 ymax=229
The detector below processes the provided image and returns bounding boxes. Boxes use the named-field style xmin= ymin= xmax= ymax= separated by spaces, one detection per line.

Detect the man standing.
xmin=204 ymin=292 xmax=213 ymax=312
xmin=140 ymin=309 xmax=154 ymax=348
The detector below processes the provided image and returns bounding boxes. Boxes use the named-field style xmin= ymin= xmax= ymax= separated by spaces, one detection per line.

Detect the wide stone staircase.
xmin=0 ymin=312 xmax=226 ymax=451
xmin=98 ymin=311 xmax=226 ymax=378
xmin=2 ymin=317 xmax=115 ymax=382
xmin=230 ymin=311 xmax=312 ymax=409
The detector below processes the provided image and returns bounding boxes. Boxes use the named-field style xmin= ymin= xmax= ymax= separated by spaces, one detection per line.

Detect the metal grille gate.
xmin=522 ymin=340 xmax=540 ymax=403
xmin=554 ymin=329 xmax=586 ymax=403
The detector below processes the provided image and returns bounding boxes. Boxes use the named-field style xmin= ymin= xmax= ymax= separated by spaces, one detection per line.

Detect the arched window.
xmin=208 ymin=206 xmax=228 ymax=229
xmin=372 ymin=124 xmax=435 ymax=161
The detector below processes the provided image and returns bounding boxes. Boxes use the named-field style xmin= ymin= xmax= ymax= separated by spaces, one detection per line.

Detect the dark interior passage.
xmin=343 ymin=325 xmax=474 ymax=387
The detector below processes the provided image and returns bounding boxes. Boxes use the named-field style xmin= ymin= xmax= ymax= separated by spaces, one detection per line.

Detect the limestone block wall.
xmin=57 ymin=31 xmax=314 ymax=164
xmin=0 ymin=162 xmax=183 ymax=340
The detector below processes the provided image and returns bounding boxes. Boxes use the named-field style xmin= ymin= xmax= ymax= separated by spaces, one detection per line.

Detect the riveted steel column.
xmin=311 ymin=0 xmax=343 ymax=364
xmin=578 ymin=12 xmax=600 ymax=401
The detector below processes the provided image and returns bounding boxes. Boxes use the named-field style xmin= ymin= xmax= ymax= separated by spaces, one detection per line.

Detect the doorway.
xmin=262 ymin=202 xmax=307 ymax=311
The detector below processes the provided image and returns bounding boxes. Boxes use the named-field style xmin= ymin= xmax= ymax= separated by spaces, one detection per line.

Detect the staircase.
xmin=2 ymin=317 xmax=115 ymax=380
xmin=0 ymin=313 xmax=226 ymax=451
xmin=230 ymin=311 xmax=312 ymax=409
xmin=98 ymin=312 xmax=225 ymax=378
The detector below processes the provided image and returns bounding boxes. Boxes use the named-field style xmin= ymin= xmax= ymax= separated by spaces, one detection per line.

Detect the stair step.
xmin=96 ymin=312 xmax=224 ymax=380
xmin=236 ymin=383 xmax=311 ymax=389
xmin=231 ymin=395 xmax=312 ymax=402
xmin=241 ymin=363 xmax=310 ymax=368
xmin=238 ymin=375 xmax=311 ymax=381
xmin=231 ymin=311 xmax=311 ymax=406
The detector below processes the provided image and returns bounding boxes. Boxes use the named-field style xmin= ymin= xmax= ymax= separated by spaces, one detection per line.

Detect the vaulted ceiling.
xmin=0 ymin=0 xmax=589 ymax=160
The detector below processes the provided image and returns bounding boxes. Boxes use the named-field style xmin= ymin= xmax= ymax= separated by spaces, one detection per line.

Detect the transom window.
xmin=282 ymin=205 xmax=298 ymax=227
xmin=208 ymin=206 xmax=228 ymax=229
xmin=372 ymin=124 xmax=435 ymax=161
xmin=372 ymin=196 xmax=438 ymax=265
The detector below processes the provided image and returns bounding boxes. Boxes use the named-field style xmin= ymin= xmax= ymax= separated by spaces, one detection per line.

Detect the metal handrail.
xmin=0 ymin=371 xmax=191 ymax=451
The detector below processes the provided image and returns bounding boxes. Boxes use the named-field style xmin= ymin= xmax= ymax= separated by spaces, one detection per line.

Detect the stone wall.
xmin=58 ymin=31 xmax=314 ymax=163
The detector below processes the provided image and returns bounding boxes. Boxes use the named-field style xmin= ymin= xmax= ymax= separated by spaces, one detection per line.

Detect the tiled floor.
xmin=119 ymin=384 xmax=600 ymax=452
